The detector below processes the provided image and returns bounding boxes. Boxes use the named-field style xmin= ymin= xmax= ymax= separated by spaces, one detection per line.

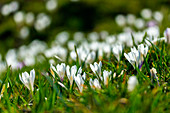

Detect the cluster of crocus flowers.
xmin=124 ymin=44 xmax=148 ymax=69
xmin=19 ymin=69 xmax=35 ymax=92
xmin=70 ymin=46 xmax=96 ymax=64
xmin=90 ymin=61 xmax=112 ymax=88
xmin=89 ymin=78 xmax=101 ymax=89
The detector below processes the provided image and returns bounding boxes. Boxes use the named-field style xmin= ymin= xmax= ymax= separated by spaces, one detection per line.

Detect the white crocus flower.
xmin=138 ymin=44 xmax=148 ymax=68
xmin=103 ymin=44 xmax=111 ymax=58
xmin=124 ymin=44 xmax=148 ymax=69
xmin=103 ymin=70 xmax=112 ymax=86
xmin=86 ymin=51 xmax=96 ymax=64
xmin=127 ymin=76 xmax=138 ymax=92
xmin=89 ymin=78 xmax=101 ymax=89
xmin=74 ymin=72 xmax=86 ymax=93
xmin=124 ymin=51 xmax=137 ymax=69
xmin=138 ymin=44 xmax=148 ymax=57
xmin=66 ymin=65 xmax=77 ymax=86
xmin=90 ymin=61 xmax=102 ymax=79
xmin=112 ymin=44 xmax=123 ymax=61
xmin=19 ymin=69 xmax=35 ymax=92
xmin=150 ymin=68 xmax=160 ymax=86
xmin=164 ymin=28 xmax=170 ymax=44
xmin=51 ymin=63 xmax=66 ymax=81
xmin=98 ymin=48 xmax=103 ymax=61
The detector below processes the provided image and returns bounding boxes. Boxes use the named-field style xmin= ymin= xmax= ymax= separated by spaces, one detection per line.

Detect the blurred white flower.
xmin=14 ymin=11 xmax=25 ymax=24
xmin=164 ymin=28 xmax=170 ymax=44
xmin=89 ymin=78 xmax=101 ymax=89
xmin=56 ymin=31 xmax=69 ymax=45
xmin=133 ymin=32 xmax=145 ymax=44
xmin=141 ymin=8 xmax=152 ymax=19
xmin=70 ymin=46 xmax=90 ymax=64
xmin=25 ymin=12 xmax=35 ymax=25
xmin=145 ymin=26 xmax=160 ymax=38
xmin=126 ymin=14 xmax=136 ymax=25
xmin=103 ymin=44 xmax=111 ymax=57
xmin=10 ymin=1 xmax=19 ymax=12
xmin=19 ymin=69 xmax=35 ymax=92
xmin=74 ymin=32 xmax=85 ymax=42
xmin=24 ymin=56 xmax=35 ymax=66
xmin=98 ymin=48 xmax=103 ymax=61
xmin=1 ymin=1 xmax=19 ymax=16
xmin=0 ymin=62 xmax=6 ymax=73
xmin=90 ymin=61 xmax=102 ymax=79
xmin=103 ymin=70 xmax=112 ymax=86
xmin=100 ymin=31 xmax=109 ymax=40
xmin=34 ymin=13 xmax=51 ymax=31
xmin=6 ymin=49 xmax=19 ymax=69
xmin=68 ymin=41 xmax=76 ymax=50
xmin=153 ymin=11 xmax=163 ymax=22
xmin=46 ymin=0 xmax=57 ymax=11
xmin=1 ymin=4 xmax=11 ymax=16
xmin=115 ymin=15 xmax=126 ymax=26
xmin=134 ymin=18 xmax=145 ymax=29
xmin=106 ymin=35 xmax=116 ymax=44
xmin=88 ymin=32 xmax=99 ymax=42
xmin=127 ymin=76 xmax=138 ymax=92
xmin=20 ymin=26 xmax=29 ymax=39
xmin=86 ymin=51 xmax=96 ymax=64
xmin=112 ymin=44 xmax=123 ymax=61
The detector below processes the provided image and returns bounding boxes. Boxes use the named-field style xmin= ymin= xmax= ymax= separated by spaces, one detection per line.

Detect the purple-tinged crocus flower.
xmin=124 ymin=44 xmax=148 ymax=70
xmin=164 ymin=28 xmax=170 ymax=44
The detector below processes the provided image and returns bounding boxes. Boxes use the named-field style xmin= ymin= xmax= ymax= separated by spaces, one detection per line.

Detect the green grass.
xmin=0 ymin=40 xmax=169 ymax=113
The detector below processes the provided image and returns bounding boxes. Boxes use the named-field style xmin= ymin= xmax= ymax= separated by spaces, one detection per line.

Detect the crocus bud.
xmin=150 ymin=68 xmax=160 ymax=86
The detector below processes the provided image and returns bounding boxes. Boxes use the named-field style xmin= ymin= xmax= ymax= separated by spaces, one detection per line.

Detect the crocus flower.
xmin=89 ymin=78 xmax=101 ymax=89
xmin=19 ymin=69 xmax=35 ymax=92
xmin=127 ymin=76 xmax=138 ymax=92
xmin=112 ymin=44 xmax=123 ymax=61
xmin=90 ymin=61 xmax=102 ymax=79
xmin=86 ymin=51 xmax=96 ymax=64
xmin=66 ymin=65 xmax=77 ymax=86
xmin=164 ymin=28 xmax=170 ymax=44
xmin=150 ymin=68 xmax=160 ymax=86
xmin=124 ymin=44 xmax=148 ymax=69
xmin=0 ymin=83 xmax=9 ymax=99
xmin=103 ymin=70 xmax=112 ymax=86
xmin=51 ymin=63 xmax=66 ymax=81
xmin=138 ymin=44 xmax=148 ymax=69
xmin=74 ymin=72 xmax=86 ymax=93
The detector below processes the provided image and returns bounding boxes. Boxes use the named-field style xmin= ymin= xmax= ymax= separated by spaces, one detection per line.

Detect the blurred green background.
xmin=0 ymin=0 xmax=170 ymax=55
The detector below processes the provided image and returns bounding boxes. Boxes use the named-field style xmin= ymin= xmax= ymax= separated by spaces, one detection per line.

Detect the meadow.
xmin=0 ymin=0 xmax=170 ymax=112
